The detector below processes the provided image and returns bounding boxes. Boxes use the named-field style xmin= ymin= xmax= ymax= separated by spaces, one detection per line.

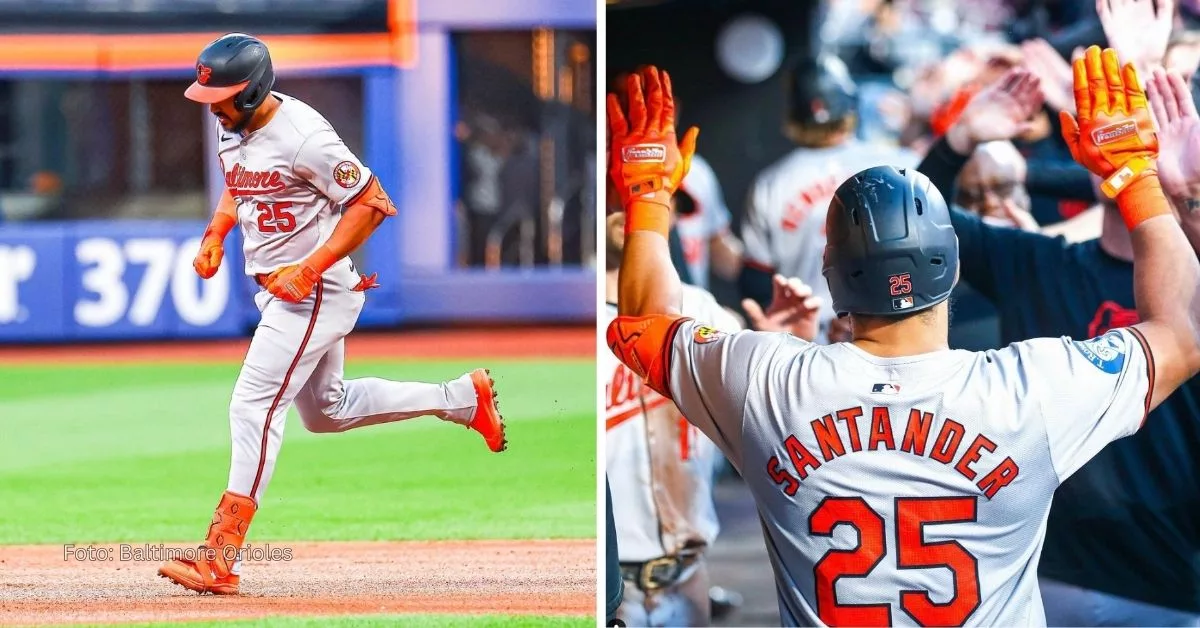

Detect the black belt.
xmin=619 ymin=550 xmax=701 ymax=592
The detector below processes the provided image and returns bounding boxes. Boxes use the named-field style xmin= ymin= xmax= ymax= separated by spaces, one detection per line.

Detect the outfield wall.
xmin=0 ymin=221 xmax=594 ymax=341
xmin=0 ymin=0 xmax=596 ymax=342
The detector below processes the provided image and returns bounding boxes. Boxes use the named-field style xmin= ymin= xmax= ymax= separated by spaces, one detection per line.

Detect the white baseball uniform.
xmin=615 ymin=317 xmax=1153 ymax=626
xmin=220 ymin=93 xmax=480 ymax=504
xmin=742 ymin=141 xmax=918 ymax=340
xmin=605 ymin=284 xmax=740 ymax=626
xmin=675 ymin=154 xmax=733 ymax=290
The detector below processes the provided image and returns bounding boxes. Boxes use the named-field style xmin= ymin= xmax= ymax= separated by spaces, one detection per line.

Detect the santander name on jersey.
xmin=767 ymin=405 xmax=1019 ymax=500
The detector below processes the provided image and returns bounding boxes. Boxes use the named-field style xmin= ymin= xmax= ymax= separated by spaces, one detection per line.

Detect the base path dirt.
xmin=0 ymin=540 xmax=595 ymax=625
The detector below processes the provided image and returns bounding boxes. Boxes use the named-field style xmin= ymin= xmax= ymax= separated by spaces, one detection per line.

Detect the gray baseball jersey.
xmin=652 ymin=319 xmax=1153 ymax=626
xmin=742 ymin=141 xmax=918 ymax=338
xmin=219 ymin=93 xmax=374 ymax=275
xmin=605 ymin=284 xmax=739 ymax=562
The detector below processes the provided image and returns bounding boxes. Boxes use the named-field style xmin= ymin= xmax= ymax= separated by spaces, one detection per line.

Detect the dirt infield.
xmin=0 ymin=539 xmax=595 ymax=625
xmin=0 ymin=326 xmax=595 ymax=364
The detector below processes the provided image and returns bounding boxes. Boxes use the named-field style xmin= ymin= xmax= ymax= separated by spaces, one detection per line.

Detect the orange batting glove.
xmin=607 ymin=66 xmax=698 ymax=236
xmin=1060 ymin=46 xmax=1167 ymax=228
xmin=193 ymin=212 xmax=235 ymax=279
xmin=265 ymin=246 xmax=337 ymax=303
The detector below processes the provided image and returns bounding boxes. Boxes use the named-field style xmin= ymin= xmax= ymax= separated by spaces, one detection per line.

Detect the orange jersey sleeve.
xmin=606 ymin=314 xmax=692 ymax=399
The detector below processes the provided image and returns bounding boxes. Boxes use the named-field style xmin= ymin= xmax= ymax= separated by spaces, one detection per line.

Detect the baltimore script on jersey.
xmin=766 ymin=406 xmax=1020 ymax=499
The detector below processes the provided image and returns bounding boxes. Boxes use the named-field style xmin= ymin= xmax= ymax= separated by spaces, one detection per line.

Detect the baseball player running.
xmin=157 ymin=33 xmax=507 ymax=595
xmin=607 ymin=52 xmax=1198 ymax=626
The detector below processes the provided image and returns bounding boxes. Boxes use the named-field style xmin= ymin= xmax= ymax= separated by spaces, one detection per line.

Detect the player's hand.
xmin=193 ymin=238 xmax=223 ymax=279
xmin=265 ymin=264 xmax=321 ymax=303
xmin=607 ymin=66 xmax=699 ymax=211
xmin=742 ymin=274 xmax=822 ymax=341
xmin=1097 ymin=0 xmax=1174 ymax=77
xmin=945 ymin=68 xmax=1044 ymax=155
xmin=1020 ymin=38 xmax=1076 ymax=114
xmin=998 ymin=198 xmax=1042 ymax=232
xmin=1146 ymin=68 xmax=1200 ymax=201
xmin=1060 ymin=46 xmax=1159 ymax=197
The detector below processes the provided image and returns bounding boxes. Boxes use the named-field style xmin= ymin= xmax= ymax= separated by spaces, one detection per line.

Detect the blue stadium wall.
xmin=0 ymin=0 xmax=596 ymax=342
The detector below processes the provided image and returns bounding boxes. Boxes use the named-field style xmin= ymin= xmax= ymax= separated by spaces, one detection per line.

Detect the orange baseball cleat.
xmin=467 ymin=368 xmax=507 ymax=452
xmin=158 ymin=491 xmax=257 ymax=595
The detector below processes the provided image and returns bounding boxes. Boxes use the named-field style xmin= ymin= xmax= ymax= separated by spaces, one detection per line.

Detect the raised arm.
xmin=608 ymin=68 xmax=698 ymax=318
xmin=1145 ymin=68 xmax=1200 ymax=253
xmin=1063 ymin=46 xmax=1200 ymax=410
xmin=917 ymin=69 xmax=1056 ymax=303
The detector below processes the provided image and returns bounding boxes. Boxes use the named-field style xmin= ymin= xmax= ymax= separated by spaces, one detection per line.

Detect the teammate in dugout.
xmin=156 ymin=34 xmax=508 ymax=595
xmin=605 ymin=211 xmax=822 ymax=626
xmin=607 ymin=52 xmax=1200 ymax=625
xmin=917 ymin=62 xmax=1200 ymax=624
xmin=739 ymin=54 xmax=918 ymax=343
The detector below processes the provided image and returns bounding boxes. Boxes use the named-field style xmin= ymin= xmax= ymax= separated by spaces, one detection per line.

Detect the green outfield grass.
xmin=84 ymin=615 xmax=590 ymax=628
xmin=0 ymin=358 xmax=595 ymax=543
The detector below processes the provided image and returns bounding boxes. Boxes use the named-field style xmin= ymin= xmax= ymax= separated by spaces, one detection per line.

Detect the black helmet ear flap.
xmin=234 ymin=54 xmax=275 ymax=112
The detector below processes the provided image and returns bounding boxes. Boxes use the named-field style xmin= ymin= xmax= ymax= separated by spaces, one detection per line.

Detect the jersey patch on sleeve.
xmin=1072 ymin=331 xmax=1127 ymax=374
xmin=693 ymin=326 xmax=725 ymax=344
xmin=333 ymin=161 xmax=362 ymax=189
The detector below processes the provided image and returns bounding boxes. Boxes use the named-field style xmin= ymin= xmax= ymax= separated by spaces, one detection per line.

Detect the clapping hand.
xmin=742 ymin=274 xmax=822 ymax=341
xmin=1146 ymin=68 xmax=1200 ymax=203
xmin=946 ymin=68 xmax=1045 ymax=155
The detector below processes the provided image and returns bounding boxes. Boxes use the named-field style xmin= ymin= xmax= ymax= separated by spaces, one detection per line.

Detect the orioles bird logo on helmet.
xmin=197 ymin=64 xmax=213 ymax=86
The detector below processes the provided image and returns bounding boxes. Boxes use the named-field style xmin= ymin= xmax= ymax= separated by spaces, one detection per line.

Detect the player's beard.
xmin=229 ymin=110 xmax=253 ymax=134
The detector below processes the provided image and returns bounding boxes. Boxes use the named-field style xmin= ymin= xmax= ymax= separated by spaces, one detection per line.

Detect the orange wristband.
xmin=304 ymin=244 xmax=339 ymax=274
xmin=1116 ymin=174 xmax=1171 ymax=231
xmin=624 ymin=201 xmax=671 ymax=237
xmin=202 ymin=212 xmax=236 ymax=243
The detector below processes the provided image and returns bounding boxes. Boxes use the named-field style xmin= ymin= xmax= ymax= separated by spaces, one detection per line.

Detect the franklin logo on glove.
xmin=622 ymin=144 xmax=667 ymax=163
xmin=1091 ymin=121 xmax=1138 ymax=145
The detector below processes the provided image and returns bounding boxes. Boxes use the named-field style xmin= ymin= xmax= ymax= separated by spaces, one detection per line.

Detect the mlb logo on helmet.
xmin=811 ymin=98 xmax=830 ymax=123
xmin=893 ymin=296 xmax=914 ymax=311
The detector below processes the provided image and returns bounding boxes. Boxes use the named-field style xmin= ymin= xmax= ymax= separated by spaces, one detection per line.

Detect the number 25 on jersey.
xmin=256 ymin=201 xmax=296 ymax=233
xmin=811 ymin=496 xmax=980 ymax=627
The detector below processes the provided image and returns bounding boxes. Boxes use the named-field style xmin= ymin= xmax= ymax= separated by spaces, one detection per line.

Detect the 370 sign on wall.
xmin=74 ymin=237 xmax=228 ymax=327
xmin=0 ymin=222 xmax=247 ymax=341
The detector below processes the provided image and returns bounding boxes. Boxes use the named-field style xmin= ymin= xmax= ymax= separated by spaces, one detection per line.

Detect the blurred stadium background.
xmin=0 ymin=1 xmax=596 ymax=626
xmin=0 ymin=0 xmax=596 ymax=341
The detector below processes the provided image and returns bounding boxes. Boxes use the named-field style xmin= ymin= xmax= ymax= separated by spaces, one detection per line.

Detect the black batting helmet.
xmin=185 ymin=33 xmax=276 ymax=112
xmin=822 ymin=166 xmax=959 ymax=317
xmin=787 ymin=54 xmax=858 ymax=125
